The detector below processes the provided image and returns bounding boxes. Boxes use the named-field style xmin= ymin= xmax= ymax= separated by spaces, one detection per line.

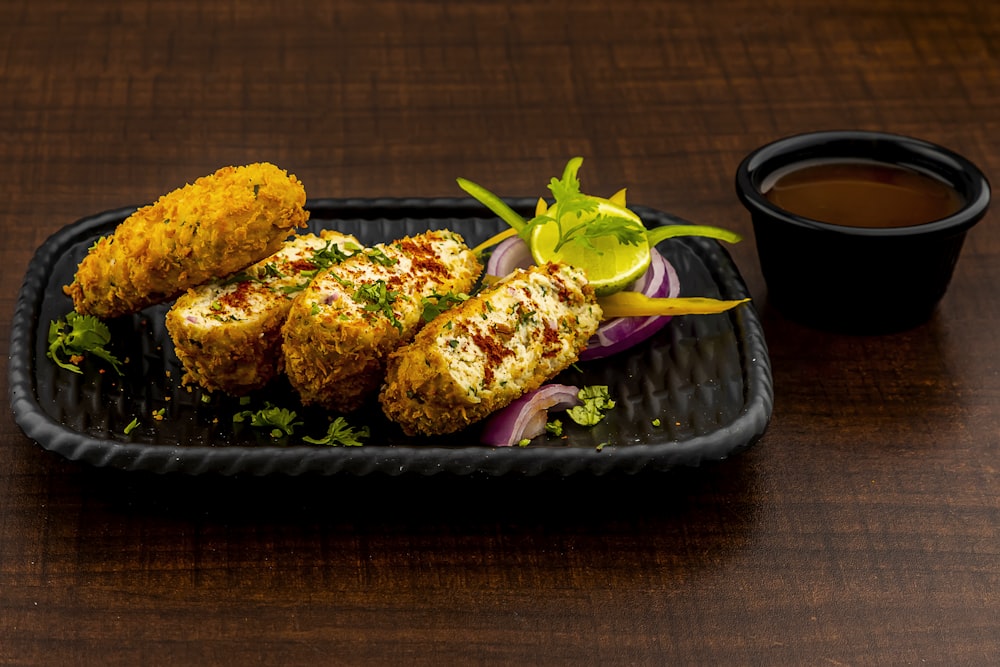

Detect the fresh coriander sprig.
xmin=526 ymin=157 xmax=647 ymax=253
xmin=46 ymin=311 xmax=124 ymax=375
xmin=233 ymin=402 xmax=303 ymax=439
xmin=302 ymin=417 xmax=369 ymax=446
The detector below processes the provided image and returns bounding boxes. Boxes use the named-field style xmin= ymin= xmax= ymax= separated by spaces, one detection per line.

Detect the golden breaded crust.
xmin=379 ymin=262 xmax=602 ymax=436
xmin=64 ymin=162 xmax=309 ymax=318
xmin=165 ymin=230 xmax=360 ymax=395
xmin=281 ymin=229 xmax=482 ymax=412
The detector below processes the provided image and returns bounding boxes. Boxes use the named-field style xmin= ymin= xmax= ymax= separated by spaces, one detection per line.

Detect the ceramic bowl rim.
xmin=735 ymin=130 xmax=991 ymax=238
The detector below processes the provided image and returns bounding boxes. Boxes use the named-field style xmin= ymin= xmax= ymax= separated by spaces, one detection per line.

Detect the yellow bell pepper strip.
xmin=597 ymin=291 xmax=750 ymax=318
xmin=608 ymin=188 xmax=628 ymax=207
xmin=471 ymin=227 xmax=518 ymax=256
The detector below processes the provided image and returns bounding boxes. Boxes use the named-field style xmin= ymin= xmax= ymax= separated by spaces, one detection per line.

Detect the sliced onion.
xmin=485 ymin=236 xmax=534 ymax=276
xmin=480 ymin=384 xmax=581 ymax=447
xmin=578 ymin=248 xmax=680 ymax=361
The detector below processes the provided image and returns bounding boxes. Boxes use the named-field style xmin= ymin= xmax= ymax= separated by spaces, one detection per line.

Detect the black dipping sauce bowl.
xmin=735 ymin=130 xmax=990 ymax=333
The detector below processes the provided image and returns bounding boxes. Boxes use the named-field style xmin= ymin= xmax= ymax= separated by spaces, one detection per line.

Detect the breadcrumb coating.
xmin=165 ymin=230 xmax=361 ymax=395
xmin=379 ymin=262 xmax=602 ymax=436
xmin=281 ymin=229 xmax=482 ymax=412
xmin=64 ymin=162 xmax=309 ymax=318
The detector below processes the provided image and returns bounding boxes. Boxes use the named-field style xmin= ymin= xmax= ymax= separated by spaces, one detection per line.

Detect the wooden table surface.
xmin=2 ymin=1 xmax=998 ymax=664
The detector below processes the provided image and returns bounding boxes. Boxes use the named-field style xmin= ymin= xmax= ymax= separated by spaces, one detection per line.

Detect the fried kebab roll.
xmin=64 ymin=162 xmax=309 ymax=318
xmin=165 ymin=230 xmax=361 ymax=395
xmin=379 ymin=262 xmax=603 ymax=436
xmin=281 ymin=229 xmax=482 ymax=412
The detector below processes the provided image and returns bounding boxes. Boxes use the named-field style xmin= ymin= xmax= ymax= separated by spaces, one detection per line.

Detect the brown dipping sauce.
xmin=763 ymin=160 xmax=964 ymax=228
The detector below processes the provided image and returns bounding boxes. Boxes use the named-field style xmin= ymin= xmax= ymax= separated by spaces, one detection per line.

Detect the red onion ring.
xmin=485 ymin=235 xmax=534 ymax=276
xmin=480 ymin=384 xmax=581 ymax=446
xmin=578 ymin=248 xmax=680 ymax=360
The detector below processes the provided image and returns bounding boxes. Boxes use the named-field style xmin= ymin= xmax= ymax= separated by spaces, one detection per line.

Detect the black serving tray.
xmin=8 ymin=198 xmax=773 ymax=476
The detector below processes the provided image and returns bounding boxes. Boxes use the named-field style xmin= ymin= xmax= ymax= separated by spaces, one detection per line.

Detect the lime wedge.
xmin=528 ymin=198 xmax=651 ymax=296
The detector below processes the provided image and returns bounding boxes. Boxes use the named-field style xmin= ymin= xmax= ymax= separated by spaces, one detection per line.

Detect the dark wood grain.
xmin=2 ymin=1 xmax=999 ymax=664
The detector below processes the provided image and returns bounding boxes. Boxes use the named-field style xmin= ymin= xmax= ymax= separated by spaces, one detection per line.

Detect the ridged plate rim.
xmin=8 ymin=197 xmax=773 ymax=477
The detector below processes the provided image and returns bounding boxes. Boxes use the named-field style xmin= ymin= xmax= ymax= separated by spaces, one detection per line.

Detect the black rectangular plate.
xmin=8 ymin=198 xmax=772 ymax=476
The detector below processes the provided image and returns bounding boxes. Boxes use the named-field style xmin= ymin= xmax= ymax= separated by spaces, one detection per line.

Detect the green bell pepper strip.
xmin=646 ymin=224 xmax=743 ymax=247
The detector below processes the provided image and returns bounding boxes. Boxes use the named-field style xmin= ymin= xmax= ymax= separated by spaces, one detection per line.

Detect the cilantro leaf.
xmin=46 ymin=311 xmax=124 ymax=375
xmin=302 ymin=417 xmax=370 ymax=446
xmin=365 ymin=247 xmax=398 ymax=267
xmin=421 ymin=291 xmax=469 ymax=322
xmin=220 ymin=270 xmax=255 ymax=286
xmin=353 ymin=280 xmax=404 ymax=332
xmin=233 ymin=402 xmax=303 ymax=439
xmin=520 ymin=157 xmax=650 ymax=254
xmin=311 ymin=241 xmax=358 ymax=269
xmin=571 ymin=215 xmax=647 ymax=250
xmin=548 ymin=156 xmax=584 ymax=201
xmin=566 ymin=385 xmax=616 ymax=426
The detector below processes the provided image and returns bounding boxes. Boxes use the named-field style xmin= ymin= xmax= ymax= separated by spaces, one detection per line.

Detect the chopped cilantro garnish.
xmin=302 ymin=417 xmax=369 ymax=446
xmin=221 ymin=271 xmax=254 ymax=286
xmin=545 ymin=419 xmax=564 ymax=436
xmin=365 ymin=247 xmax=397 ymax=267
xmin=566 ymin=385 xmax=615 ymax=426
xmin=353 ymin=280 xmax=403 ymax=332
xmin=278 ymin=279 xmax=312 ymax=294
xmin=225 ymin=263 xmax=282 ymax=286
xmin=47 ymin=311 xmax=124 ymax=375
xmin=124 ymin=417 xmax=140 ymax=435
xmin=233 ymin=401 xmax=302 ymax=438
xmin=261 ymin=262 xmax=284 ymax=279
xmin=311 ymin=241 xmax=357 ymax=269
xmin=421 ymin=291 xmax=469 ymax=322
